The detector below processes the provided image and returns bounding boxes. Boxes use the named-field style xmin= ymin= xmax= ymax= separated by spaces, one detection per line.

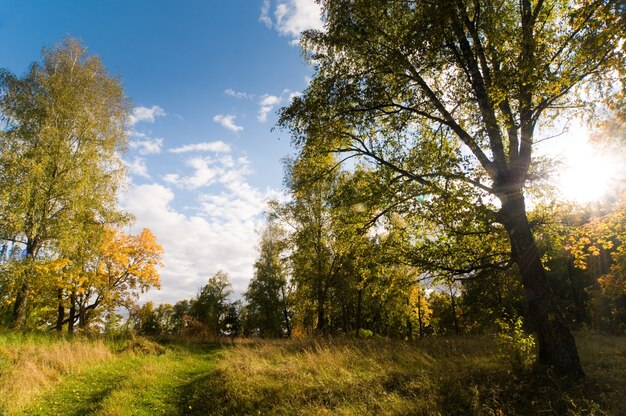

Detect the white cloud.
xmin=129 ymin=105 xmax=166 ymax=126
xmin=169 ymin=141 xmax=232 ymax=154
xmin=260 ymin=0 xmax=273 ymax=28
xmin=163 ymin=154 xmax=253 ymax=190
xmin=224 ymin=88 xmax=253 ymax=100
xmin=213 ymin=114 xmax=244 ymax=133
xmin=126 ymin=156 xmax=150 ymax=178
xmin=119 ymin=180 xmax=281 ymax=303
xmin=261 ymin=0 xmax=324 ymax=41
xmin=257 ymin=94 xmax=281 ymax=123
xmin=129 ymin=138 xmax=163 ymax=155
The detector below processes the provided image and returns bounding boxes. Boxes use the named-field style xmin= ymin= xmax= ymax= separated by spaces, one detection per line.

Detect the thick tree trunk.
xmin=10 ymin=281 xmax=30 ymax=329
xmin=11 ymin=242 xmax=37 ymax=329
xmin=499 ymin=191 xmax=585 ymax=379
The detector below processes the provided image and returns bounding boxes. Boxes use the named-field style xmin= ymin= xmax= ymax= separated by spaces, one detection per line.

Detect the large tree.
xmin=0 ymin=39 xmax=129 ymax=327
xmin=280 ymin=0 xmax=624 ymax=378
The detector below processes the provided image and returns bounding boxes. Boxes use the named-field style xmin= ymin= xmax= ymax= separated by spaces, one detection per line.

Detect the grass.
xmin=0 ymin=332 xmax=222 ymax=416
xmin=0 ymin=331 xmax=623 ymax=415
xmin=189 ymin=334 xmax=626 ymax=415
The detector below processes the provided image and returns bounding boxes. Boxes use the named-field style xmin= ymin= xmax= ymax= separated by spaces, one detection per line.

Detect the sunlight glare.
xmin=555 ymin=126 xmax=621 ymax=203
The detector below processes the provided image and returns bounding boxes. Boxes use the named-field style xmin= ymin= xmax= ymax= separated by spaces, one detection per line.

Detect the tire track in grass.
xmin=21 ymin=345 xmax=222 ymax=416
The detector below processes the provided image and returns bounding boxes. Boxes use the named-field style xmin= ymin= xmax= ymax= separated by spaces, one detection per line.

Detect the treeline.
xmin=133 ymin=153 xmax=624 ymax=340
xmin=0 ymin=39 xmax=163 ymax=331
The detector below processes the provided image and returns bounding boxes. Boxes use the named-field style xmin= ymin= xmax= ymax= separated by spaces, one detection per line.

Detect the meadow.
xmin=0 ymin=331 xmax=624 ymax=415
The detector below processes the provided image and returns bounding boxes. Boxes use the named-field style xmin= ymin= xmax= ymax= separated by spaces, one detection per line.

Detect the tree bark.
xmin=417 ymin=290 xmax=424 ymax=338
xmin=10 ymin=241 xmax=37 ymax=329
xmin=10 ymin=281 xmax=30 ymax=329
xmin=67 ymin=295 xmax=76 ymax=334
xmin=499 ymin=191 xmax=585 ymax=379
xmin=55 ymin=289 xmax=65 ymax=331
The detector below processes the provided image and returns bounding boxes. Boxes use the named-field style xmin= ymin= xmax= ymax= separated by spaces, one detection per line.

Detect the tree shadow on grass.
xmin=28 ymin=376 xmax=124 ymax=416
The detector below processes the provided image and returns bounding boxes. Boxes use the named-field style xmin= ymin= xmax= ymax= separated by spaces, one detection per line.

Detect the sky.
xmin=1 ymin=1 xmax=622 ymax=306
xmin=0 ymin=0 xmax=324 ymax=303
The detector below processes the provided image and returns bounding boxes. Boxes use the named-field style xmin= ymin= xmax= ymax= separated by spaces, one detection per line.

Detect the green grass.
xmin=18 ymin=343 xmax=222 ymax=416
xmin=1 ymin=331 xmax=624 ymax=415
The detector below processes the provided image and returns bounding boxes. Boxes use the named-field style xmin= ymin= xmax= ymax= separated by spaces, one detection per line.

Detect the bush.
xmin=495 ymin=316 xmax=536 ymax=372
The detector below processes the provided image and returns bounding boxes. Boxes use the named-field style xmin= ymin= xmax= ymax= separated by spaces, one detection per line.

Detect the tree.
xmin=0 ymin=38 xmax=129 ymax=327
xmin=244 ymin=220 xmax=291 ymax=337
xmin=190 ymin=270 xmax=233 ymax=339
xmin=67 ymin=227 xmax=162 ymax=331
xmin=568 ymin=192 xmax=626 ymax=331
xmin=280 ymin=0 xmax=624 ymax=378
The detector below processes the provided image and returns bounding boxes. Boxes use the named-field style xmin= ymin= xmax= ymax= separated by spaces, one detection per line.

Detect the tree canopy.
xmin=279 ymin=0 xmax=624 ymax=378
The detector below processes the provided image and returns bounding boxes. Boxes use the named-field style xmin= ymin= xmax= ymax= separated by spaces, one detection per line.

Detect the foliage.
xmin=0 ymin=38 xmax=130 ymax=327
xmin=568 ymin=193 xmax=626 ymax=332
xmin=279 ymin=0 xmax=624 ymax=377
xmin=189 ymin=270 xmax=234 ymax=339
xmin=495 ymin=315 xmax=536 ymax=373
xmin=243 ymin=220 xmax=291 ymax=337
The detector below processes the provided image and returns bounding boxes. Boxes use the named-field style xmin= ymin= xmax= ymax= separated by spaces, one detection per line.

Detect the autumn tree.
xmin=0 ymin=38 xmax=129 ymax=328
xmin=568 ymin=193 xmax=626 ymax=331
xmin=280 ymin=0 xmax=624 ymax=378
xmin=56 ymin=227 xmax=163 ymax=332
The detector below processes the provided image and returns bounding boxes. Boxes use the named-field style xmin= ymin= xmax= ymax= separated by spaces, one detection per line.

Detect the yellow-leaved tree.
xmin=55 ymin=227 xmax=163 ymax=332
xmin=568 ymin=194 xmax=625 ymax=332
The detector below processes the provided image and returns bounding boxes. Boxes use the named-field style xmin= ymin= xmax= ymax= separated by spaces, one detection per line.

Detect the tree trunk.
xmin=449 ymin=285 xmax=460 ymax=335
xmin=355 ymin=287 xmax=363 ymax=337
xmin=10 ymin=281 xmax=30 ymax=329
xmin=417 ymin=290 xmax=424 ymax=338
xmin=55 ymin=289 xmax=65 ymax=331
xmin=316 ymin=284 xmax=325 ymax=333
xmin=67 ymin=295 xmax=76 ymax=334
xmin=281 ymin=286 xmax=292 ymax=337
xmin=10 ymin=242 xmax=37 ymax=328
xmin=499 ymin=191 xmax=585 ymax=379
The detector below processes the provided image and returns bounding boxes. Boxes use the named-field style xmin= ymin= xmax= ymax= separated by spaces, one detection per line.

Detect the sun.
xmin=554 ymin=125 xmax=622 ymax=204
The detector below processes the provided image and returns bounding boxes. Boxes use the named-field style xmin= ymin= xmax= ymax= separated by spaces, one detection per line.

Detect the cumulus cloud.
xmin=119 ymin=181 xmax=281 ymax=303
xmin=163 ymin=154 xmax=253 ymax=190
xmin=129 ymin=105 xmax=166 ymax=126
xmin=213 ymin=114 xmax=243 ymax=133
xmin=257 ymin=94 xmax=281 ymax=123
xmin=126 ymin=156 xmax=150 ymax=178
xmin=261 ymin=0 xmax=324 ymax=41
xmin=129 ymin=138 xmax=163 ymax=155
xmin=169 ymin=141 xmax=232 ymax=154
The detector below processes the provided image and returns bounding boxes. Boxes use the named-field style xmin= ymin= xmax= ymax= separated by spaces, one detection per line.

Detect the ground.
xmin=0 ymin=333 xmax=624 ymax=415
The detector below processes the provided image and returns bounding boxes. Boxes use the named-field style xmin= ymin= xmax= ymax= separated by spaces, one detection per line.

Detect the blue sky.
xmin=0 ymin=0 xmax=324 ymax=303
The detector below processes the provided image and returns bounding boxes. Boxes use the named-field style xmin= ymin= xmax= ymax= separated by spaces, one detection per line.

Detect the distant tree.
xmin=0 ymin=38 xmax=129 ymax=328
xmin=130 ymin=302 xmax=176 ymax=336
xmin=172 ymin=299 xmax=192 ymax=334
xmin=244 ymin=220 xmax=291 ymax=337
xmin=190 ymin=270 xmax=233 ymax=339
